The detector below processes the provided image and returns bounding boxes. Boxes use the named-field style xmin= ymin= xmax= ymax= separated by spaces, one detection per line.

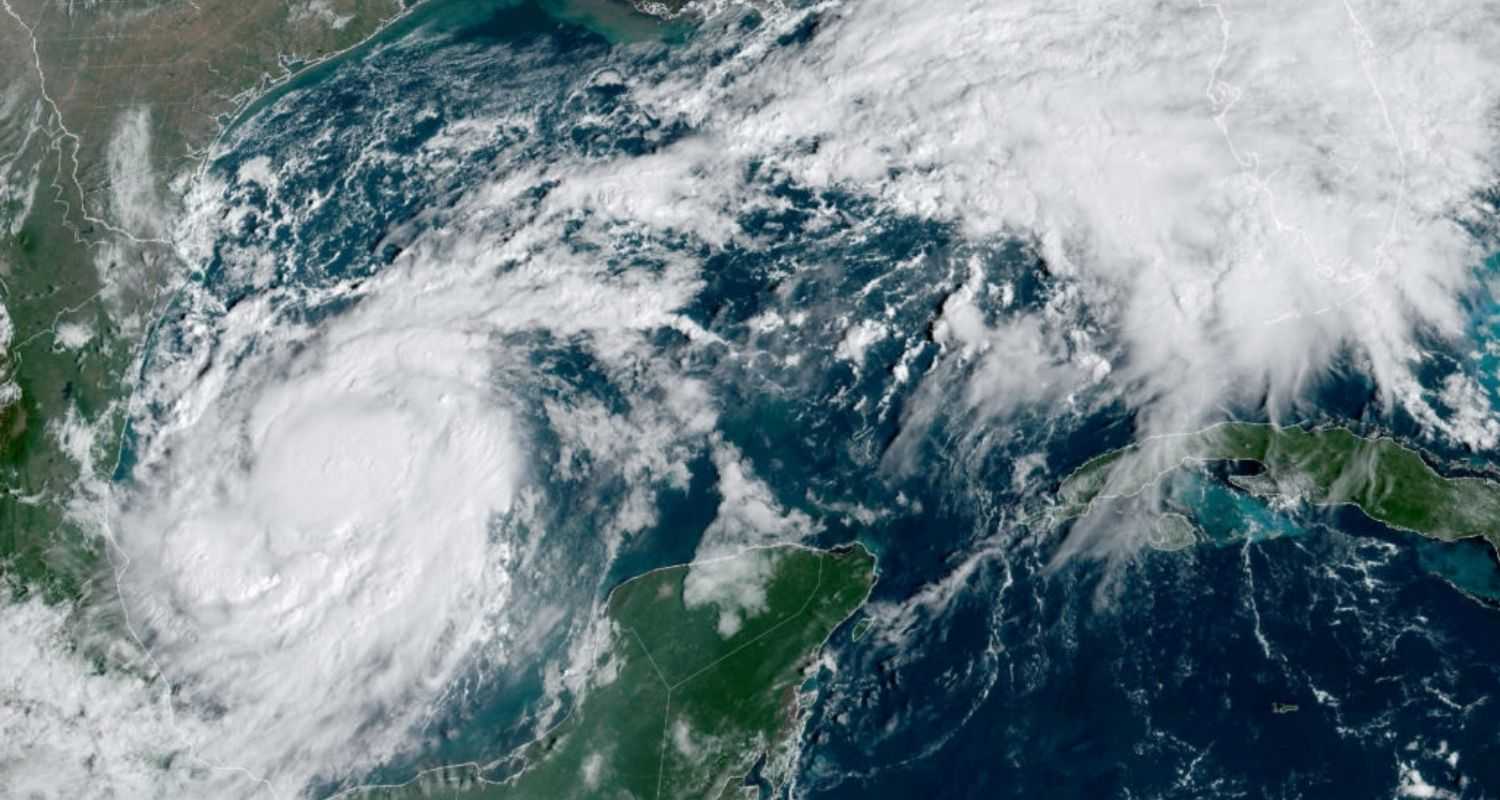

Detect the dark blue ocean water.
xmin=162 ymin=2 xmax=1500 ymax=797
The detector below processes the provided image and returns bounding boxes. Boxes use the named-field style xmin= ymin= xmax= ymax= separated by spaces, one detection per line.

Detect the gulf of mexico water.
xmin=157 ymin=2 xmax=1500 ymax=796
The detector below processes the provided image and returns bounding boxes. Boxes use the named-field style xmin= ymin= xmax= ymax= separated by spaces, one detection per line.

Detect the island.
xmin=1054 ymin=422 xmax=1500 ymax=554
xmin=357 ymin=543 xmax=878 ymax=799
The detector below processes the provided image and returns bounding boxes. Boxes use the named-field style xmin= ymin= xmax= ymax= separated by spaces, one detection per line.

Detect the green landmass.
xmin=1055 ymin=421 xmax=1500 ymax=554
xmin=358 ymin=543 xmax=877 ymax=800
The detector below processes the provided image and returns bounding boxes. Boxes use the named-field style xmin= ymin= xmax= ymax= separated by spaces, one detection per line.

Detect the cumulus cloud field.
xmin=5 ymin=0 xmax=1500 ymax=796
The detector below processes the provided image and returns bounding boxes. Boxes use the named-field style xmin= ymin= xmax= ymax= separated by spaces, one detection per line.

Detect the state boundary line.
xmin=623 ymin=555 xmax=827 ymax=800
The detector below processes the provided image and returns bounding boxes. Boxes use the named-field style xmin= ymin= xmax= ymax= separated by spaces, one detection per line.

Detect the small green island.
xmin=359 ymin=543 xmax=876 ymax=799
xmin=1054 ymin=422 xmax=1500 ymax=553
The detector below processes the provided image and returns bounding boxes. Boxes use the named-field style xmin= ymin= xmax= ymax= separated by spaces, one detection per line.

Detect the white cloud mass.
xmin=106 ymin=290 xmax=525 ymax=794
xmin=637 ymin=0 xmax=1500 ymax=432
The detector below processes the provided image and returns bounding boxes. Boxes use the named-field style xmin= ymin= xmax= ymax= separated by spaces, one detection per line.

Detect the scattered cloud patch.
xmin=106 ymin=107 xmax=166 ymax=239
xmin=683 ymin=547 xmax=783 ymax=638
xmin=581 ymin=751 xmax=605 ymax=790
xmin=697 ymin=443 xmax=819 ymax=558
xmin=53 ymin=321 xmax=93 ymax=351
xmin=834 ymin=318 xmax=888 ymax=365
xmin=0 ymin=301 xmax=17 ymax=409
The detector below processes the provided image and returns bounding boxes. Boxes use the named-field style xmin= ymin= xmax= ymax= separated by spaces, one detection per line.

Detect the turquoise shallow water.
xmin=1172 ymin=469 xmax=1307 ymax=546
xmin=1417 ymin=535 xmax=1500 ymax=602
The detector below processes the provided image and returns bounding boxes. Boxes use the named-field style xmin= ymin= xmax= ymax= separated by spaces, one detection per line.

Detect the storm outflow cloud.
xmin=640 ymin=0 xmax=1500 ymax=434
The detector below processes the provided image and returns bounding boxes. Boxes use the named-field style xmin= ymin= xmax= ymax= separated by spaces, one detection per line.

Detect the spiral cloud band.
xmin=111 ymin=295 xmax=524 ymax=793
